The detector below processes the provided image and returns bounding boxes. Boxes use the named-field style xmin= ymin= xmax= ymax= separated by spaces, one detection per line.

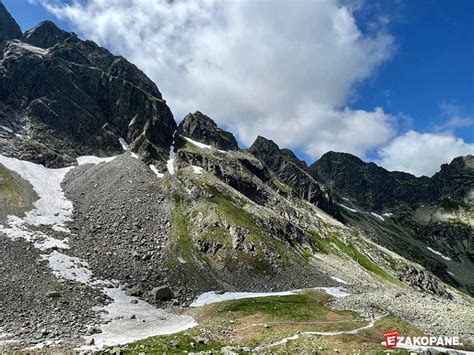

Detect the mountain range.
xmin=0 ymin=4 xmax=472 ymax=352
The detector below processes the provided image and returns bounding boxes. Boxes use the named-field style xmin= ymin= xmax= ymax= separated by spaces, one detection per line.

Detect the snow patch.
xmin=118 ymin=138 xmax=139 ymax=158
xmin=330 ymin=276 xmax=348 ymax=284
xmin=192 ymin=165 xmax=203 ymax=174
xmin=0 ymin=155 xmax=73 ymax=232
xmin=118 ymin=138 xmax=129 ymax=151
xmin=316 ymin=287 xmax=350 ymax=298
xmin=77 ymin=156 xmax=116 ymax=165
xmin=12 ymin=42 xmax=48 ymax=56
xmin=382 ymin=212 xmax=393 ymax=217
xmin=0 ymin=125 xmax=13 ymax=133
xmin=149 ymin=164 xmax=164 ymax=178
xmin=426 ymin=247 xmax=451 ymax=261
xmin=190 ymin=290 xmax=296 ymax=307
xmin=370 ymin=212 xmax=385 ymax=222
xmin=191 ymin=287 xmax=349 ymax=307
xmin=167 ymin=131 xmax=177 ymax=175
xmin=338 ymin=203 xmax=358 ymax=213
xmin=182 ymin=136 xmax=226 ymax=153
xmin=80 ymin=288 xmax=197 ymax=350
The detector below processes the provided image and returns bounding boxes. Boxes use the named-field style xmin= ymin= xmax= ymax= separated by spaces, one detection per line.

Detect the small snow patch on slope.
xmin=167 ymin=131 xmax=177 ymax=175
xmin=338 ymin=203 xmax=358 ymax=213
xmin=426 ymin=247 xmax=451 ymax=261
xmin=118 ymin=138 xmax=139 ymax=158
xmin=182 ymin=136 xmax=226 ymax=153
xmin=382 ymin=212 xmax=393 ymax=217
xmin=192 ymin=165 xmax=203 ymax=174
xmin=149 ymin=164 xmax=164 ymax=178
xmin=370 ymin=212 xmax=385 ymax=222
xmin=12 ymin=42 xmax=48 ymax=56
xmin=330 ymin=276 xmax=348 ymax=284
xmin=77 ymin=156 xmax=116 ymax=165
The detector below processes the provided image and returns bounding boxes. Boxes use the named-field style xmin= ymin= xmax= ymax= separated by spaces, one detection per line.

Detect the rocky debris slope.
xmin=64 ymin=152 xmax=339 ymax=306
xmin=178 ymin=111 xmax=238 ymax=151
xmin=249 ymin=136 xmax=342 ymax=220
xmin=0 ymin=7 xmax=176 ymax=168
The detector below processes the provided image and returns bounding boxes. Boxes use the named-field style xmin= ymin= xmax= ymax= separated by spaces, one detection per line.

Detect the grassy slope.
xmin=0 ymin=163 xmax=35 ymax=220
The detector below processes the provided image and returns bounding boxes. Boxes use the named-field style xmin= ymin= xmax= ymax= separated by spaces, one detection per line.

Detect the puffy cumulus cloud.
xmin=38 ymin=0 xmax=396 ymax=158
xmin=378 ymin=131 xmax=474 ymax=177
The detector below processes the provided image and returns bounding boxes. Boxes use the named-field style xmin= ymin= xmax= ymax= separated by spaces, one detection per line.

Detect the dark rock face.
xmin=249 ymin=136 xmax=342 ymax=220
xmin=0 ymin=3 xmax=22 ymax=44
xmin=178 ymin=111 xmax=238 ymax=150
xmin=432 ymin=155 xmax=474 ymax=199
xmin=310 ymin=151 xmax=439 ymax=211
xmin=0 ymin=16 xmax=176 ymax=168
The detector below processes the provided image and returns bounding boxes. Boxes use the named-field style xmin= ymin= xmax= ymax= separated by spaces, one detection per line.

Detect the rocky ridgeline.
xmin=311 ymin=151 xmax=474 ymax=211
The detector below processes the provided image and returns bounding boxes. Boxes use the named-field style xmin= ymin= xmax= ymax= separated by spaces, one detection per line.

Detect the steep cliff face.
xmin=0 ymin=17 xmax=176 ymax=168
xmin=249 ymin=136 xmax=342 ymax=220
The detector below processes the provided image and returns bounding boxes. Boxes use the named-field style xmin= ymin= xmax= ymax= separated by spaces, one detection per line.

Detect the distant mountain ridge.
xmin=310 ymin=151 xmax=474 ymax=211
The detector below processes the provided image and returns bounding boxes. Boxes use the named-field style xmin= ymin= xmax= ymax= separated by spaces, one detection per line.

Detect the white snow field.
xmin=190 ymin=286 xmax=349 ymax=307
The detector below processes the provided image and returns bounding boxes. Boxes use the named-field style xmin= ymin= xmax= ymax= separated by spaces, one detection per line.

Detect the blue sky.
xmin=4 ymin=0 xmax=473 ymax=176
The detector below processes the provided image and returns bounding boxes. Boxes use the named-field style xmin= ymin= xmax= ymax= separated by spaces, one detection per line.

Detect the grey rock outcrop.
xmin=249 ymin=136 xmax=342 ymax=220
xmin=178 ymin=111 xmax=238 ymax=151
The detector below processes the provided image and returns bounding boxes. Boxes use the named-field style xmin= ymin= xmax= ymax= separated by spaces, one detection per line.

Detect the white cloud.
xmin=38 ymin=0 xmax=396 ymax=158
xmin=378 ymin=131 xmax=474 ymax=177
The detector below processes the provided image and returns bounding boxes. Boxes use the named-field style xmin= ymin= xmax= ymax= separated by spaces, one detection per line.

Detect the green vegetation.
xmin=0 ymin=163 xmax=32 ymax=209
xmin=326 ymin=236 xmax=403 ymax=286
xmin=440 ymin=197 xmax=470 ymax=211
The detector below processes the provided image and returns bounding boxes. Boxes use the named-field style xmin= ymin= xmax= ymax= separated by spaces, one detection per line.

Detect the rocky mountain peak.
xmin=432 ymin=155 xmax=474 ymax=199
xmin=23 ymin=20 xmax=71 ymax=49
xmin=250 ymin=136 xmax=342 ymax=220
xmin=178 ymin=111 xmax=238 ymax=150
xmin=0 ymin=3 xmax=22 ymax=43
xmin=0 ymin=13 xmax=176 ymax=168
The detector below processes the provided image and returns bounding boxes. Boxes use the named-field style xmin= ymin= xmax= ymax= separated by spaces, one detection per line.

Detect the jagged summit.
xmin=250 ymin=136 xmax=342 ymax=220
xmin=178 ymin=111 xmax=238 ymax=150
xmin=23 ymin=20 xmax=71 ymax=48
xmin=0 ymin=3 xmax=22 ymax=43
xmin=0 ymin=9 xmax=176 ymax=168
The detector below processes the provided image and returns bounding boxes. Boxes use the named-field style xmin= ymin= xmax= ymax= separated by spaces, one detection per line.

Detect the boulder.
xmin=151 ymin=286 xmax=174 ymax=301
